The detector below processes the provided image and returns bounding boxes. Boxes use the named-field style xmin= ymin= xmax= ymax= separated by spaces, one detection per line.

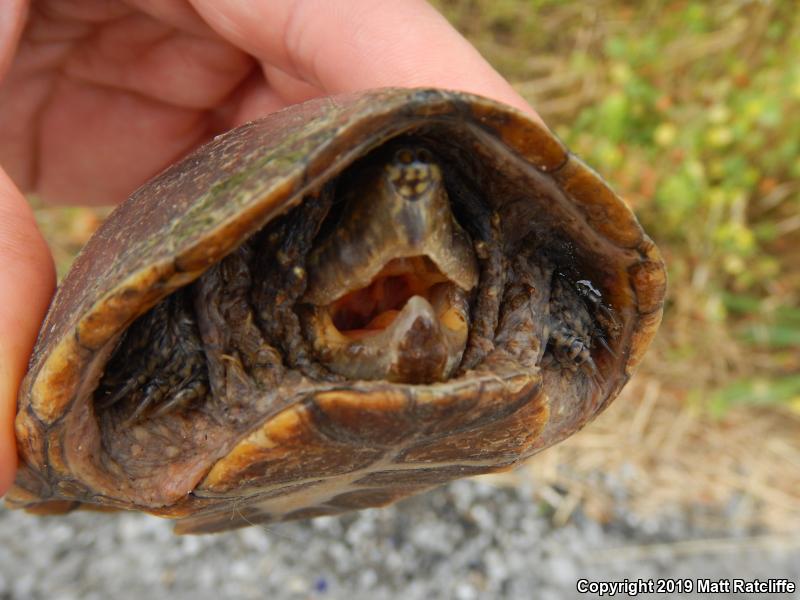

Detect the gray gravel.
xmin=1 ymin=479 xmax=798 ymax=600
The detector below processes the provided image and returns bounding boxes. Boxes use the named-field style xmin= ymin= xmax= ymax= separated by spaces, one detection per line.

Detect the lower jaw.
xmin=301 ymin=283 xmax=470 ymax=383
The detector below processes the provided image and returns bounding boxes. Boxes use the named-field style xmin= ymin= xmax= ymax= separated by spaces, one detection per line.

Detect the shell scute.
xmin=553 ymin=157 xmax=644 ymax=249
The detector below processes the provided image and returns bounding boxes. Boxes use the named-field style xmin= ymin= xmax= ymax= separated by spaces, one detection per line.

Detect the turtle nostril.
xmin=416 ymin=147 xmax=433 ymax=163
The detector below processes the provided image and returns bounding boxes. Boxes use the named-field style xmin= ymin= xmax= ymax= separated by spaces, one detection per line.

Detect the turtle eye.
xmin=394 ymin=148 xmax=415 ymax=164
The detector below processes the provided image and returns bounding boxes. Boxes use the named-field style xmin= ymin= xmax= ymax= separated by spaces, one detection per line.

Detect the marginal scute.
xmin=313 ymin=389 xmax=413 ymax=445
xmin=329 ymin=488 xmax=413 ymax=510
xmin=356 ymin=464 xmax=498 ymax=487
xmin=1 ymin=484 xmax=43 ymax=509
xmin=625 ymin=309 xmax=664 ymax=375
xmin=399 ymin=391 xmax=548 ymax=464
xmin=75 ymin=261 xmax=189 ymax=351
xmin=553 ymin=157 xmax=644 ymax=249
xmin=173 ymin=179 xmax=305 ymax=276
xmin=629 ymin=254 xmax=668 ymax=315
xmin=14 ymin=411 xmax=46 ymax=473
xmin=469 ymin=104 xmax=568 ymax=172
xmin=45 ymin=427 xmax=71 ymax=480
xmin=30 ymin=336 xmax=87 ymax=424
xmin=284 ymin=506 xmax=338 ymax=521
xmin=199 ymin=400 xmax=385 ymax=495
xmin=199 ymin=405 xmax=308 ymax=491
xmin=410 ymin=375 xmax=533 ymax=437
xmin=2 ymin=462 xmax=50 ymax=511
xmin=19 ymin=500 xmax=79 ymax=515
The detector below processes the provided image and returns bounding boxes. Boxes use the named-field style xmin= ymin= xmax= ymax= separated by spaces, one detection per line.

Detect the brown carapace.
xmin=7 ymin=88 xmax=666 ymax=533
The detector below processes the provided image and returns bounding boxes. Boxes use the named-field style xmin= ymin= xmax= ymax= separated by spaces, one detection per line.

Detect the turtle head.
xmin=302 ymin=145 xmax=478 ymax=384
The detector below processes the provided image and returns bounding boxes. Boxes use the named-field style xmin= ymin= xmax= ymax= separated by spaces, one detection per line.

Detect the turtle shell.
xmin=7 ymin=88 xmax=665 ymax=533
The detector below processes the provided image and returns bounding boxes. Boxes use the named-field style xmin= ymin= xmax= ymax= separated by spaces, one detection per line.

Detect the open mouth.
xmin=303 ymin=255 xmax=472 ymax=383
xmin=302 ymin=251 xmax=473 ymax=383
xmin=329 ymin=256 xmax=456 ymax=340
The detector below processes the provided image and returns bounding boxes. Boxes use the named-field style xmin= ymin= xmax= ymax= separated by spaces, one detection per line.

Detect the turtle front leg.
xmin=542 ymin=273 xmax=614 ymax=389
xmin=96 ymin=290 xmax=209 ymax=423
xmin=545 ymin=324 xmax=603 ymax=385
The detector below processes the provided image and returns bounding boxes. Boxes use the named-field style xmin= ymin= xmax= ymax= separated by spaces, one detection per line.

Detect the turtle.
xmin=6 ymin=88 xmax=666 ymax=534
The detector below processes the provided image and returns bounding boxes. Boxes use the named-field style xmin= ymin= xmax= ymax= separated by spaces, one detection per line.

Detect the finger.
xmin=63 ymin=12 xmax=254 ymax=110
xmin=0 ymin=167 xmax=56 ymax=495
xmin=124 ymin=0 xmax=217 ymax=38
xmin=0 ymin=0 xmax=27 ymax=80
xmin=188 ymin=0 xmax=538 ymax=118
xmin=37 ymin=78 xmax=208 ymax=205
xmin=220 ymin=68 xmax=298 ymax=125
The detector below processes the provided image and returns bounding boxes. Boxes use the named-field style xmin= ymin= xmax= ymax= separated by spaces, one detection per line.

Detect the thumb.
xmin=0 ymin=166 xmax=55 ymax=495
xmin=189 ymin=0 xmax=538 ymax=119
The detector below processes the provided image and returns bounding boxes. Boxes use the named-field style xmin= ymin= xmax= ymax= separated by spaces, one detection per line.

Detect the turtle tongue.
xmin=300 ymin=146 xmax=478 ymax=383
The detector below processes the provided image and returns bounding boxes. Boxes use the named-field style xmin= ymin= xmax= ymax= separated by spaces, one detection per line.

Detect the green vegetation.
xmin=434 ymin=0 xmax=799 ymax=411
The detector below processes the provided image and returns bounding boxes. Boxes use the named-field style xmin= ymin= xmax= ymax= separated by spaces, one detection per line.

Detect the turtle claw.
xmin=545 ymin=322 xmax=606 ymax=392
xmin=150 ymin=380 xmax=208 ymax=419
xmin=98 ymin=375 xmax=142 ymax=410
xmin=582 ymin=355 xmax=605 ymax=390
xmin=596 ymin=302 xmax=616 ymax=322
xmin=596 ymin=335 xmax=617 ymax=358
xmin=122 ymin=391 xmax=156 ymax=426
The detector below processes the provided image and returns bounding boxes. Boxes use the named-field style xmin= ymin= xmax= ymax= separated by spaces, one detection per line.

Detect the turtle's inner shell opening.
xmin=329 ymin=256 xmax=451 ymax=339
xmin=83 ymin=123 xmax=628 ymax=510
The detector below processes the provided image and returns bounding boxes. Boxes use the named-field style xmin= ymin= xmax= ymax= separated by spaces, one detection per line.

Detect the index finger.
xmin=188 ymin=0 xmax=538 ymax=119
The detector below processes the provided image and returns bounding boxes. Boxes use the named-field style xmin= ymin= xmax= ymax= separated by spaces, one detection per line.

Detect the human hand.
xmin=0 ymin=0 xmax=536 ymax=495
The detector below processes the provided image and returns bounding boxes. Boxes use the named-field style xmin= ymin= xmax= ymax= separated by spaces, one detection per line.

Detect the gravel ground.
xmin=1 ymin=479 xmax=798 ymax=600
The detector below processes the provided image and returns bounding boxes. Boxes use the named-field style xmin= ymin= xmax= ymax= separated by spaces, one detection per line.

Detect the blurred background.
xmin=3 ymin=0 xmax=798 ymax=598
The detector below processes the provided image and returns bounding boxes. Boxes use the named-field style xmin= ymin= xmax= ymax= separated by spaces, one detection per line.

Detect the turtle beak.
xmin=300 ymin=147 xmax=478 ymax=383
